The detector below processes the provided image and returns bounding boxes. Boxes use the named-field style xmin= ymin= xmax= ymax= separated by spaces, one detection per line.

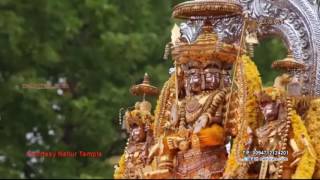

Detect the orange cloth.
xmin=198 ymin=124 xmax=225 ymax=148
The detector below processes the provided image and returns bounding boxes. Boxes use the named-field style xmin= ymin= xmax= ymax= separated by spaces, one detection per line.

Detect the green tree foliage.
xmin=254 ymin=37 xmax=288 ymax=86
xmin=0 ymin=0 xmax=286 ymax=178
xmin=0 ymin=0 xmax=179 ymax=178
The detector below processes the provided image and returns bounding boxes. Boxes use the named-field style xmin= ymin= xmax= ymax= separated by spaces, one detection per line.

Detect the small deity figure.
xmin=271 ymin=53 xmax=320 ymax=179
xmin=114 ymin=74 xmax=159 ymax=179
xmin=271 ymin=51 xmax=312 ymax=117
xmin=271 ymin=52 xmax=306 ymax=97
xmin=121 ymin=101 xmax=154 ymax=179
xmin=245 ymin=87 xmax=316 ymax=179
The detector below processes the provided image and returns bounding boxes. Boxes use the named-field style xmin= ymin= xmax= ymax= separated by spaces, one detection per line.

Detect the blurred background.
xmin=0 ymin=0 xmax=287 ymax=178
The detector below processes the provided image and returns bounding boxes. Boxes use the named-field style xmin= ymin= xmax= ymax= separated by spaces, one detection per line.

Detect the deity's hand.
xmin=289 ymin=138 xmax=305 ymax=168
xmin=245 ymin=127 xmax=253 ymax=150
xmin=166 ymin=137 xmax=176 ymax=150
xmin=144 ymin=169 xmax=171 ymax=179
xmin=141 ymin=150 xmax=148 ymax=164
xmin=163 ymin=121 xmax=172 ymax=130
xmin=148 ymin=144 xmax=161 ymax=167
xmin=193 ymin=114 xmax=209 ymax=134
xmin=167 ymin=136 xmax=185 ymax=150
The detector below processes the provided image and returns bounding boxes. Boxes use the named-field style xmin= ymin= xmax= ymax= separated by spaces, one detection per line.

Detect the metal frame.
xmin=240 ymin=0 xmax=320 ymax=96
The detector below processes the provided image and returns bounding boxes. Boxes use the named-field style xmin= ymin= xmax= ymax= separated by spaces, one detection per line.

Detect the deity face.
xmin=203 ymin=63 xmax=221 ymax=90
xmin=221 ymin=63 xmax=232 ymax=87
xmin=184 ymin=62 xmax=222 ymax=95
xmin=186 ymin=67 xmax=202 ymax=94
xmin=259 ymin=100 xmax=280 ymax=121
xmin=130 ymin=124 xmax=146 ymax=143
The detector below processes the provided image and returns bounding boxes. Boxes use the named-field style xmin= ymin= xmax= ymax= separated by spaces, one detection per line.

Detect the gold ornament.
xmin=172 ymin=0 xmax=242 ymax=19
xmin=171 ymin=23 xmax=243 ymax=65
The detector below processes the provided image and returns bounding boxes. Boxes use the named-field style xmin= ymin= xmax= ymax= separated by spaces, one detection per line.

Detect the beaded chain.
xmin=274 ymin=97 xmax=293 ymax=178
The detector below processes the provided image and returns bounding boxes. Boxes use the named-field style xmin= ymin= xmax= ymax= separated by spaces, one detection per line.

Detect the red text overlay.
xmin=26 ymin=151 xmax=102 ymax=158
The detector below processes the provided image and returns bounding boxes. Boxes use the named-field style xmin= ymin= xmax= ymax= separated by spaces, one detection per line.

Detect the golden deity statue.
xmin=224 ymin=52 xmax=318 ymax=179
xmin=145 ymin=1 xmax=253 ymax=175
xmin=252 ymin=87 xmax=315 ymax=179
xmin=114 ymin=0 xmax=320 ymax=179
xmin=114 ymin=73 xmax=158 ymax=179
xmin=148 ymin=23 xmax=241 ymax=179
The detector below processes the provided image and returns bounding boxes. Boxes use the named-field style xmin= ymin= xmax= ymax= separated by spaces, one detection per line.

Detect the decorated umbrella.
xmin=272 ymin=52 xmax=306 ymax=72
xmin=130 ymin=73 xmax=159 ymax=101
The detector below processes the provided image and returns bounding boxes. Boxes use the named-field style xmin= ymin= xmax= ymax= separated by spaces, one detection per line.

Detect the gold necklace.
xmin=180 ymin=90 xmax=223 ymax=127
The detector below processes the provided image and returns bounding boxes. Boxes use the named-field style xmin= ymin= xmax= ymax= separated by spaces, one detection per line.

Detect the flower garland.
xmin=223 ymin=55 xmax=262 ymax=177
xmin=263 ymin=87 xmax=284 ymax=101
xmin=114 ymin=154 xmax=126 ymax=179
xmin=153 ymin=75 xmax=175 ymax=139
xmin=129 ymin=110 xmax=153 ymax=125
xmin=304 ymin=99 xmax=320 ymax=178
xmin=291 ymin=111 xmax=316 ymax=179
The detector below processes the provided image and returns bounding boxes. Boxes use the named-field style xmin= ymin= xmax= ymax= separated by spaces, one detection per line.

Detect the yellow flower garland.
xmin=224 ymin=55 xmax=262 ymax=177
xmin=305 ymin=99 xmax=320 ymax=178
xmin=130 ymin=110 xmax=153 ymax=125
xmin=262 ymin=86 xmax=284 ymax=101
xmin=291 ymin=111 xmax=316 ymax=179
xmin=242 ymin=55 xmax=262 ymax=128
xmin=114 ymin=154 xmax=126 ymax=179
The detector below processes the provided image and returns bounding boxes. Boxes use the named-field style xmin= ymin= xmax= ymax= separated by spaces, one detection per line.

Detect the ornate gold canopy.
xmin=172 ymin=0 xmax=242 ymax=19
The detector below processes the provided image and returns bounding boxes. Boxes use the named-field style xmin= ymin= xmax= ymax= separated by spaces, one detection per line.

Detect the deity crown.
xmin=171 ymin=23 xmax=243 ymax=65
